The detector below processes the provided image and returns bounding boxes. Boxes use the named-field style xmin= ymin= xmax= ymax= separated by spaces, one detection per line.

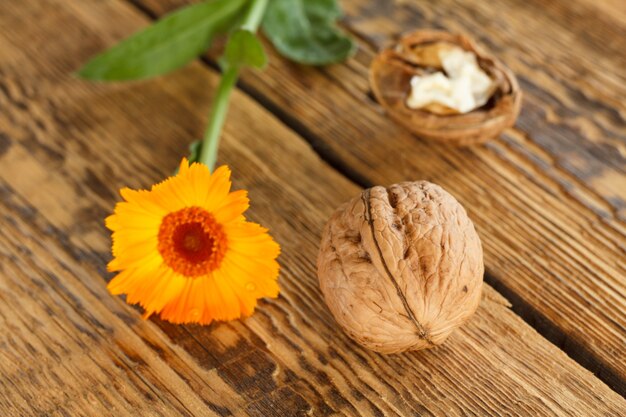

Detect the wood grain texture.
xmin=131 ymin=0 xmax=626 ymax=394
xmin=0 ymin=0 xmax=625 ymax=415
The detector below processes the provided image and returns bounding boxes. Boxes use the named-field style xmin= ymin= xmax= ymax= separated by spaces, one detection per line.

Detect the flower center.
xmin=158 ymin=207 xmax=227 ymax=277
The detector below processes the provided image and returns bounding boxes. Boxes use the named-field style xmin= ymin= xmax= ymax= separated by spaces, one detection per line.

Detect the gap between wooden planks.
xmin=132 ymin=0 xmax=626 ymax=396
xmin=0 ymin=0 xmax=625 ymax=416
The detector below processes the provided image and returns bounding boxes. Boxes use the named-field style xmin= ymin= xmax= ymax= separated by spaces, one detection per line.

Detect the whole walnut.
xmin=317 ymin=182 xmax=483 ymax=353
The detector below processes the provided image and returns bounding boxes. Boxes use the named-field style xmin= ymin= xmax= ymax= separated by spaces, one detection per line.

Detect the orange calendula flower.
xmin=106 ymin=158 xmax=280 ymax=325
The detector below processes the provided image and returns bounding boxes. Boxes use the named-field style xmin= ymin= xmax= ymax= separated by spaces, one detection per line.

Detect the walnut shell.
xmin=369 ymin=30 xmax=522 ymax=146
xmin=317 ymin=182 xmax=483 ymax=353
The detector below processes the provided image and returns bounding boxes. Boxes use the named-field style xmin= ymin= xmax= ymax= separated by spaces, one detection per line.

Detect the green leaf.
xmin=262 ymin=0 xmax=356 ymax=65
xmin=187 ymin=140 xmax=204 ymax=164
xmin=222 ymin=30 xmax=267 ymax=70
xmin=173 ymin=140 xmax=203 ymax=174
xmin=77 ymin=0 xmax=247 ymax=81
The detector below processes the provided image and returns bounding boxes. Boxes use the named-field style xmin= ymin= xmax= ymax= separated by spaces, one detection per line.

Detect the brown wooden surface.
xmin=0 ymin=0 xmax=624 ymax=416
xmin=135 ymin=0 xmax=626 ymax=395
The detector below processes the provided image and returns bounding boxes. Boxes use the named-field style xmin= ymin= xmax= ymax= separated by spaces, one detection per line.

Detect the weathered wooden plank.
xmin=343 ymin=0 xmax=626 ymax=216
xmin=0 ymin=0 xmax=625 ymax=415
xmin=0 ymin=191 xmax=246 ymax=417
xmin=131 ymin=0 xmax=626 ymax=394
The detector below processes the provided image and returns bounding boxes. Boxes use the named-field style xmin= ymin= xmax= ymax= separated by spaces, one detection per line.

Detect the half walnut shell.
xmin=370 ymin=30 xmax=522 ymax=146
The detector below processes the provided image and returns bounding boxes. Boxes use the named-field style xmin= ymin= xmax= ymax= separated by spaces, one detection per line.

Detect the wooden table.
xmin=1 ymin=0 xmax=625 ymax=415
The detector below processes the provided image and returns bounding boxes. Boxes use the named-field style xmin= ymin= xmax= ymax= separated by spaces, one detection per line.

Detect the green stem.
xmin=241 ymin=0 xmax=268 ymax=32
xmin=198 ymin=67 xmax=238 ymax=169
xmin=198 ymin=0 xmax=269 ymax=170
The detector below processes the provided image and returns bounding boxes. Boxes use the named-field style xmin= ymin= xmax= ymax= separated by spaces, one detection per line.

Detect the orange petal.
xmin=213 ymin=189 xmax=249 ymax=224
